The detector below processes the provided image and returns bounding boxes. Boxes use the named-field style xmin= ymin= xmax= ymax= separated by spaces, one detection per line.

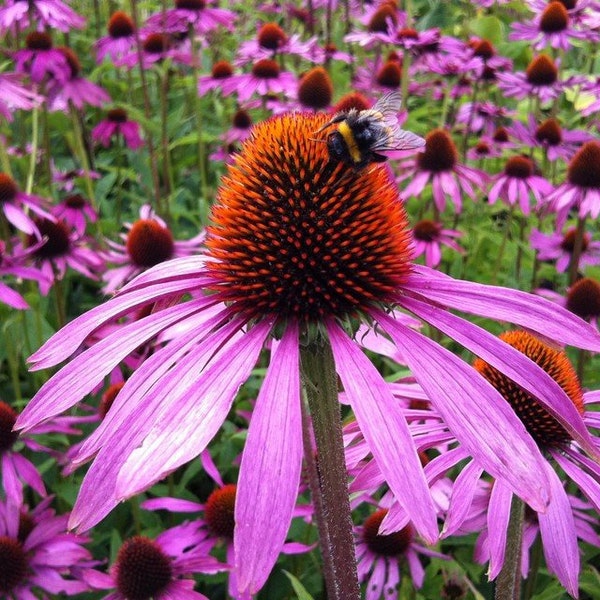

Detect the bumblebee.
xmin=314 ymin=91 xmax=424 ymax=169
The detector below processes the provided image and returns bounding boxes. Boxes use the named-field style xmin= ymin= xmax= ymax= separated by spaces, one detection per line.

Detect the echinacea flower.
xmin=83 ymin=523 xmax=227 ymax=600
xmin=13 ymin=31 xmax=71 ymax=84
xmin=145 ymin=0 xmax=236 ymax=35
xmin=399 ymin=129 xmax=488 ymax=213
xmin=198 ymin=60 xmax=237 ymax=96
xmin=546 ymin=141 xmax=600 ymax=225
xmin=92 ymin=108 xmax=144 ymax=150
xmin=487 ymin=155 xmax=553 ymax=216
xmin=101 ymin=205 xmax=206 ymax=293
xmin=0 ymin=73 xmax=42 ymax=122
xmin=0 ymin=172 xmax=54 ymax=237
xmin=355 ymin=507 xmax=448 ymax=599
xmin=221 ymin=59 xmax=297 ymax=102
xmin=95 ymin=11 xmax=136 ymax=63
xmin=530 ymin=227 xmax=600 ymax=273
xmin=441 ymin=330 xmax=600 ymax=596
xmin=0 ymin=497 xmax=93 ymax=598
xmin=117 ymin=32 xmax=193 ymax=69
xmin=17 ymin=112 xmax=600 ymax=598
xmin=53 ymin=194 xmax=98 ymax=235
xmin=297 ymin=66 xmax=333 ymax=111
xmin=0 ymin=0 xmax=85 ymax=33
xmin=411 ymin=220 xmax=464 ymax=268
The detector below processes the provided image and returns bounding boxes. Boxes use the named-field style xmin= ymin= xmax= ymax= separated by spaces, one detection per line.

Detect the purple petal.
xmin=235 ymin=323 xmax=302 ymax=595
xmin=486 ymin=481 xmax=512 ymax=580
xmin=327 ymin=321 xmax=439 ymax=543
xmin=442 ymin=460 xmax=483 ymax=537
xmin=376 ymin=310 xmax=551 ymax=512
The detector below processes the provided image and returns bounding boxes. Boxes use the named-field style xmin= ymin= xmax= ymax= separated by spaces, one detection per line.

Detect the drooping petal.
xmin=235 ymin=322 xmax=302 ymax=595
xmin=442 ymin=460 xmax=483 ymax=537
xmin=327 ymin=321 xmax=439 ymax=544
xmin=400 ymin=294 xmax=599 ymax=458
xmin=376 ymin=311 xmax=551 ymax=512
xmin=405 ymin=265 xmax=600 ymax=351
xmin=486 ymin=481 xmax=512 ymax=580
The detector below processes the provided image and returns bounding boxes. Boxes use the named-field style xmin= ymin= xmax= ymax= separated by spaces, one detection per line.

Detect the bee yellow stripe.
xmin=338 ymin=122 xmax=362 ymax=164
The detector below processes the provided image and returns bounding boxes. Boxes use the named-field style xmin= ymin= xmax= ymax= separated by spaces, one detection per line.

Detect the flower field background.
xmin=2 ymin=0 xmax=600 ymax=599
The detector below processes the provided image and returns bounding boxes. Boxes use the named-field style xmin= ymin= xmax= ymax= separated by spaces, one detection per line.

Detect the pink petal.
xmin=327 ymin=321 xmax=439 ymax=543
xmin=235 ymin=323 xmax=302 ymax=595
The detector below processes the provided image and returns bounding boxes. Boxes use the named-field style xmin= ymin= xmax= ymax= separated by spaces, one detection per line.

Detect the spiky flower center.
xmin=535 ymin=118 xmax=562 ymax=145
xmin=257 ymin=23 xmax=288 ymax=49
xmin=363 ymin=509 xmax=413 ymax=557
xmin=504 ymin=156 xmax=533 ymax=179
xmin=398 ymin=27 xmax=419 ymax=39
xmin=17 ymin=513 xmax=35 ymax=544
xmin=413 ymin=220 xmax=441 ymax=242
xmin=567 ymin=141 xmax=600 ymax=188
xmin=115 ymin=536 xmax=173 ymax=600
xmin=232 ymin=109 xmax=252 ymax=129
xmin=205 ymin=113 xmax=413 ymax=323
xmin=376 ymin=60 xmax=402 ymax=88
xmin=211 ymin=60 xmax=234 ymax=79
xmin=0 ymin=401 xmax=19 ymax=453
xmin=107 ymin=108 xmax=128 ymax=122
xmin=28 ymin=219 xmax=71 ymax=258
xmin=0 ymin=536 xmax=28 ymax=593
xmin=474 ymin=331 xmax=584 ymax=449
xmin=100 ymin=382 xmax=125 ymax=419
xmin=64 ymin=194 xmax=87 ymax=208
xmin=525 ymin=54 xmax=558 ymax=86
xmin=368 ymin=4 xmax=398 ymax=32
xmin=176 ymin=0 xmax=206 ymax=9
xmin=25 ymin=31 xmax=52 ymax=50
xmin=560 ymin=228 xmax=589 ymax=253
xmin=251 ymin=59 xmax=280 ymax=79
xmin=126 ymin=219 xmax=175 ymax=267
xmin=0 ymin=173 xmax=18 ymax=204
xmin=298 ymin=67 xmax=333 ymax=109
xmin=143 ymin=33 xmax=169 ymax=54
xmin=108 ymin=11 xmax=134 ymax=38
xmin=540 ymin=1 xmax=569 ymax=32
xmin=472 ymin=39 xmax=495 ymax=60
xmin=333 ymin=92 xmax=371 ymax=113
xmin=474 ymin=141 xmax=491 ymax=155
xmin=417 ymin=129 xmax=458 ymax=172
xmin=492 ymin=127 xmax=509 ymax=143
xmin=204 ymin=484 xmax=236 ymax=539
xmin=566 ymin=277 xmax=600 ymax=320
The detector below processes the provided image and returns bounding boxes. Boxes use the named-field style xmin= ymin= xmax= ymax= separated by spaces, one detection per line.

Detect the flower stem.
xmin=25 ymin=106 xmax=39 ymax=194
xmin=300 ymin=338 xmax=361 ymax=600
xmin=567 ymin=216 xmax=586 ymax=287
xmin=495 ymin=494 xmax=524 ymax=600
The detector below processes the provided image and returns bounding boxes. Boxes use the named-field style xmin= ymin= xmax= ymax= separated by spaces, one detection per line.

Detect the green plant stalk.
xmin=300 ymin=338 xmax=361 ymax=600
xmin=6 ymin=323 xmax=23 ymax=401
xmin=25 ymin=105 xmax=40 ymax=194
xmin=158 ymin=66 xmax=174 ymax=219
xmin=568 ymin=216 xmax=586 ymax=286
xmin=69 ymin=104 xmax=96 ymax=208
xmin=492 ymin=204 xmax=514 ymax=285
xmin=461 ymin=80 xmax=480 ymax=160
xmin=495 ymin=494 xmax=525 ymax=600
xmin=0 ymin=128 xmax=13 ymax=177
xmin=53 ymin=275 xmax=67 ymax=328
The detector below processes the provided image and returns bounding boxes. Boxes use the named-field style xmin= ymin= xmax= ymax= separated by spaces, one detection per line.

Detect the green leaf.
xmin=282 ymin=570 xmax=315 ymax=600
xmin=469 ymin=15 xmax=504 ymax=45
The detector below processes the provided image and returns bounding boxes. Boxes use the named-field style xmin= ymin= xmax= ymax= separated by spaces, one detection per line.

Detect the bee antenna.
xmin=309 ymin=135 xmax=327 ymax=143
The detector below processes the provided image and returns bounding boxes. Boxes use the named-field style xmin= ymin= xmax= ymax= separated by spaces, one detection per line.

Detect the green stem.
xmin=495 ymin=494 xmax=525 ymax=600
xmin=53 ymin=275 xmax=67 ymax=328
xmin=491 ymin=205 xmax=514 ymax=285
xmin=158 ymin=66 xmax=174 ymax=219
xmin=568 ymin=216 xmax=586 ymax=287
xmin=300 ymin=338 xmax=361 ymax=600
xmin=522 ymin=535 xmax=543 ymax=600
xmin=69 ymin=104 xmax=96 ymax=208
xmin=25 ymin=106 xmax=40 ymax=194
xmin=0 ymin=127 xmax=13 ymax=177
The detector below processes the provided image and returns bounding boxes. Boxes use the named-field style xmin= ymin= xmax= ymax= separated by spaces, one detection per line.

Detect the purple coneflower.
xmin=399 ymin=128 xmax=487 ymax=213
xmin=46 ymin=47 xmax=111 ymax=112
xmin=52 ymin=164 xmax=101 ymax=192
xmin=102 ymin=205 xmax=206 ymax=294
xmin=0 ymin=0 xmax=84 ymax=33
xmin=53 ymin=193 xmax=98 ymax=235
xmin=198 ymin=60 xmax=237 ymax=96
xmin=296 ymin=66 xmax=333 ymax=111
xmin=17 ymin=217 xmax=104 ymax=294
xmin=0 ymin=74 xmax=42 ymax=122
xmin=546 ymin=141 xmax=600 ymax=225
xmin=16 ymin=112 xmax=600 ymax=597
xmin=0 ymin=497 xmax=93 ymax=598
xmin=222 ymin=108 xmax=254 ymax=145
xmin=344 ymin=2 xmax=404 ymax=49
xmin=355 ymin=506 xmax=449 ymax=599
xmin=222 ymin=59 xmax=297 ymax=102
xmin=95 ymin=11 xmax=136 ymax=63
xmin=497 ymin=54 xmax=567 ymax=104
xmin=411 ymin=220 xmax=464 ymax=268
xmin=455 ymin=101 xmax=513 ymax=137
xmin=509 ymin=114 xmax=592 ymax=161
xmin=530 ymin=227 xmax=600 ymax=272
xmin=92 ymin=108 xmax=144 ymax=150
xmin=0 ymin=172 xmax=54 ymax=237
xmin=13 ymin=31 xmax=71 ymax=84
xmin=488 ymin=155 xmax=553 ymax=216
xmin=84 ymin=523 xmax=226 ymax=600
xmin=440 ymin=330 xmax=600 ymax=596
xmin=0 ymin=240 xmax=49 ymax=309
xmin=509 ymin=1 xmax=596 ymax=50
xmin=353 ymin=56 xmax=405 ymax=95
xmin=117 ymin=32 xmax=193 ymax=70
xmin=145 ymin=0 xmax=236 ymax=35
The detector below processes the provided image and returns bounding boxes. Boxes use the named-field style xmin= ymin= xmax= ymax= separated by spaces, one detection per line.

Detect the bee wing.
xmin=371 ymin=126 xmax=426 ymax=153
xmin=370 ymin=90 xmax=404 ymax=129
